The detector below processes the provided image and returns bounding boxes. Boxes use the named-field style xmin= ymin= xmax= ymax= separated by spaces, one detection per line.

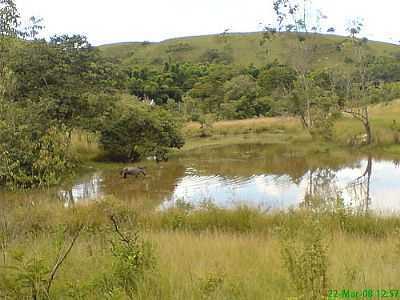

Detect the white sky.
xmin=15 ymin=0 xmax=400 ymax=46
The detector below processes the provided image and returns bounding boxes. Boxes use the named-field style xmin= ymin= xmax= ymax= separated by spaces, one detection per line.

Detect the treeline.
xmin=125 ymin=53 xmax=400 ymax=121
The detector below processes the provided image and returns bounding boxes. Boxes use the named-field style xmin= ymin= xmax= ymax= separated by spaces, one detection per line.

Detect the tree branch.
xmin=46 ymin=225 xmax=83 ymax=296
xmin=110 ymin=215 xmax=131 ymax=246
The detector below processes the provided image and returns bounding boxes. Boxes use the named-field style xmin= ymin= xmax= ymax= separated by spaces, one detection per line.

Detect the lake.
xmin=1 ymin=144 xmax=399 ymax=214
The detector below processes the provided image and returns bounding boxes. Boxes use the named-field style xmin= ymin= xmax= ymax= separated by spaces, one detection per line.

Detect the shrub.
xmin=0 ymin=102 xmax=75 ymax=188
xmin=99 ymin=101 xmax=184 ymax=161
xmin=200 ymin=49 xmax=233 ymax=64
xmin=280 ymin=213 xmax=328 ymax=300
xmin=198 ymin=114 xmax=215 ymax=137
xmin=101 ymin=216 xmax=157 ymax=299
xmin=0 ymin=252 xmax=49 ymax=299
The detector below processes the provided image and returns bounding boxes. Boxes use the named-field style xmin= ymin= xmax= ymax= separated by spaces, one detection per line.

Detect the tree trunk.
xmin=363 ymin=118 xmax=372 ymax=145
xmin=343 ymin=106 xmax=372 ymax=145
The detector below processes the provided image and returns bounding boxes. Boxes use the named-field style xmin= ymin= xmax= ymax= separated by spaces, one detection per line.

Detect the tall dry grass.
xmin=70 ymin=129 xmax=103 ymax=161
xmin=184 ymin=116 xmax=302 ymax=137
xmin=2 ymin=198 xmax=400 ymax=299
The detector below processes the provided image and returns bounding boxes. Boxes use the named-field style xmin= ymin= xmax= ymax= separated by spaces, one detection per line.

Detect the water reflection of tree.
xmin=59 ymin=174 xmax=103 ymax=207
xmin=394 ymin=159 xmax=400 ymax=168
xmin=302 ymin=168 xmax=342 ymax=211
xmin=302 ymin=157 xmax=373 ymax=214
xmin=59 ymin=190 xmax=75 ymax=207
xmin=346 ymin=156 xmax=372 ymax=214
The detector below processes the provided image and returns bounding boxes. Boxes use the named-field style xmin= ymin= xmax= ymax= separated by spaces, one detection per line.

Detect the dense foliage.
xmin=124 ymin=57 xmax=400 ymax=122
xmin=100 ymin=101 xmax=184 ymax=162
xmin=0 ymin=101 xmax=75 ymax=188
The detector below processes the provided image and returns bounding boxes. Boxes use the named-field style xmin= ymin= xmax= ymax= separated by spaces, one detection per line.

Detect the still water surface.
xmin=2 ymin=144 xmax=400 ymax=214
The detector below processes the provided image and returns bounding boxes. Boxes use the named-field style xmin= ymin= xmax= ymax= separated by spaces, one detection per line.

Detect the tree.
xmin=223 ymin=74 xmax=256 ymax=101
xmin=189 ymin=64 xmax=236 ymax=114
xmin=0 ymin=1 xmax=126 ymax=188
xmin=221 ymin=74 xmax=271 ymax=119
xmin=289 ymin=77 xmax=339 ymax=137
xmin=264 ymin=0 xmax=336 ymax=129
xmin=0 ymin=0 xmax=20 ymax=38
xmin=257 ymin=62 xmax=297 ymax=96
xmin=99 ymin=101 xmax=184 ymax=162
xmin=342 ymin=19 xmax=373 ymax=144
xmin=9 ymin=35 xmax=123 ymax=131
xmin=0 ymin=102 xmax=75 ymax=188
xmin=22 ymin=16 xmax=44 ymax=40
xmin=0 ymin=0 xmax=19 ymax=97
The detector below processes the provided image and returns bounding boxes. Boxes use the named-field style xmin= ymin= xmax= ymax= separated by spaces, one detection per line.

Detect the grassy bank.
xmin=180 ymin=100 xmax=400 ymax=156
xmin=69 ymin=100 xmax=400 ymax=163
xmin=2 ymin=198 xmax=400 ymax=299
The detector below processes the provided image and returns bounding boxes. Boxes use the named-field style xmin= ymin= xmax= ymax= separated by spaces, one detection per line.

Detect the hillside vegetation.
xmin=99 ymin=32 xmax=399 ymax=68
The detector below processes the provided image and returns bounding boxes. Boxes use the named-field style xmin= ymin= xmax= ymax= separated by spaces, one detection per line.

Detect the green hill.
xmin=98 ymin=32 xmax=399 ymax=69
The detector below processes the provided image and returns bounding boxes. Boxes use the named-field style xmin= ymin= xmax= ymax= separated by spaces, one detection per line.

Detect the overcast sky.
xmin=15 ymin=0 xmax=400 ymax=46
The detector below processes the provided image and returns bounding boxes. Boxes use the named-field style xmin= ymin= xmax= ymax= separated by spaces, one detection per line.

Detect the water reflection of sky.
xmin=58 ymin=173 xmax=103 ymax=206
xmin=166 ymin=174 xmax=303 ymax=210
xmin=163 ymin=159 xmax=400 ymax=214
xmin=56 ymin=159 xmax=400 ymax=214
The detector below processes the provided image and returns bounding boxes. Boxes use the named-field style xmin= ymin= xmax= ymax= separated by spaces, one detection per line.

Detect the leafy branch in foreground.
xmin=100 ymin=215 xmax=157 ymax=299
xmin=0 ymin=225 xmax=83 ymax=299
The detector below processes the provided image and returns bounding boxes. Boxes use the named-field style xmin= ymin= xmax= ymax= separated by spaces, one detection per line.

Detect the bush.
xmin=99 ymin=101 xmax=184 ymax=162
xmin=200 ymin=49 xmax=233 ymax=64
xmin=280 ymin=213 xmax=328 ymax=300
xmin=0 ymin=252 xmax=49 ymax=299
xmin=367 ymin=82 xmax=400 ymax=103
xmin=99 ymin=216 xmax=157 ymax=299
xmin=0 ymin=102 xmax=75 ymax=188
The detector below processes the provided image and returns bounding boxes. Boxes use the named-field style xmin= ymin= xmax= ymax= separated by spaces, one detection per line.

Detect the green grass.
xmin=333 ymin=99 xmax=400 ymax=156
xmin=2 ymin=198 xmax=400 ymax=299
xmin=98 ymin=32 xmax=399 ymax=69
xmin=71 ymin=99 xmax=400 ymax=164
xmin=177 ymin=99 xmax=400 ymax=158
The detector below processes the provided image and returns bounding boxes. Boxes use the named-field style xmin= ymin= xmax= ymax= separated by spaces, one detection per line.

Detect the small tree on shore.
xmin=342 ymin=19 xmax=373 ymax=144
xmin=263 ymin=0 xmax=338 ymax=132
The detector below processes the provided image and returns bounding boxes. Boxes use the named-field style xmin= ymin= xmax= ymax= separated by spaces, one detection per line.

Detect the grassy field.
xmin=98 ymin=32 xmax=399 ymax=69
xmin=18 ymin=100 xmax=399 ymax=299
xmin=177 ymin=100 xmax=400 ymax=156
xmin=2 ymin=198 xmax=400 ymax=299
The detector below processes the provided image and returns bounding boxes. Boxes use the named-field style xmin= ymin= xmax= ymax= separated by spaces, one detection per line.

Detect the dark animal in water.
xmin=120 ymin=167 xmax=146 ymax=178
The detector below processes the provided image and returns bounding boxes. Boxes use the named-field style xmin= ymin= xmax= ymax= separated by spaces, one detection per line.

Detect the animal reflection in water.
xmin=120 ymin=167 xmax=146 ymax=178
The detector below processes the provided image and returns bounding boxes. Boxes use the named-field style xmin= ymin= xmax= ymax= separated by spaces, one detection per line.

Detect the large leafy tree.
xmin=100 ymin=101 xmax=184 ymax=162
xmin=258 ymin=62 xmax=297 ymax=96
xmin=0 ymin=2 xmax=126 ymax=188
xmin=9 ymin=34 xmax=124 ymax=131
